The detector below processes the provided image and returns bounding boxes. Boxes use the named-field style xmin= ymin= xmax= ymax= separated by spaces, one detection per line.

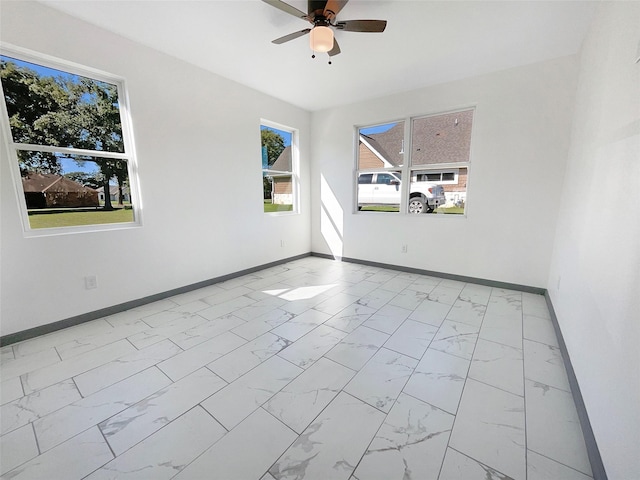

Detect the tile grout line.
xmin=440 ymin=286 xmax=525 ymax=478
xmin=448 ymin=446 xmax=513 ymax=478
xmin=435 ymin=285 xmax=489 ymax=479
xmin=521 ymin=295 xmax=529 ymax=480
xmin=527 ymin=446 xmax=596 ymax=479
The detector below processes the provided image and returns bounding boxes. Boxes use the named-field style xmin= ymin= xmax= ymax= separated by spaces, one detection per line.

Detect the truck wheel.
xmin=408 ymin=197 xmax=426 ymax=214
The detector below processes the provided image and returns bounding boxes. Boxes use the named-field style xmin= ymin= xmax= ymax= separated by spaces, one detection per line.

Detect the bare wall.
xmin=547 ymin=3 xmax=640 ymax=478
xmin=0 ymin=2 xmax=311 ymax=337
xmin=310 ymin=56 xmax=579 ymax=288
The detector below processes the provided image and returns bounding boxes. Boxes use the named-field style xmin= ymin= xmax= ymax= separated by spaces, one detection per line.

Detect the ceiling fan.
xmin=262 ymin=0 xmax=387 ymax=62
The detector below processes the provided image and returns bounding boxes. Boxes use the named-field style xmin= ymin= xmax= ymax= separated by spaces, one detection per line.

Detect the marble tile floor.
xmin=0 ymin=257 xmax=593 ymax=480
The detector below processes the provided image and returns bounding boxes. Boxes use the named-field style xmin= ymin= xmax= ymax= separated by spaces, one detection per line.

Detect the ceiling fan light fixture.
xmin=310 ymin=25 xmax=333 ymax=52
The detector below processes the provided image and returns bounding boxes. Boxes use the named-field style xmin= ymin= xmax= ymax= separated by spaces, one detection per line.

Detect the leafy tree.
xmin=64 ymin=171 xmax=103 ymax=189
xmin=261 ymin=128 xmax=285 ymax=168
xmin=1 ymin=61 xmax=69 ymax=174
xmin=261 ymin=128 xmax=285 ymax=200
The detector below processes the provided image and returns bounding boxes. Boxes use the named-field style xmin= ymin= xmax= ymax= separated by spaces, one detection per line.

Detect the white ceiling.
xmin=41 ymin=0 xmax=596 ymax=111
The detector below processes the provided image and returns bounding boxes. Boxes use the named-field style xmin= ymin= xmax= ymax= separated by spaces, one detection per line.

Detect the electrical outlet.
xmin=85 ymin=275 xmax=98 ymax=290
xmin=280 ymin=239 xmax=285 ymax=248
xmin=401 ymin=244 xmax=408 ymax=253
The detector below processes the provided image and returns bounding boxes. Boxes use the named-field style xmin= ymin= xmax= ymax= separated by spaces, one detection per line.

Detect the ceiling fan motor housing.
xmin=309 ymin=0 xmax=330 ymax=16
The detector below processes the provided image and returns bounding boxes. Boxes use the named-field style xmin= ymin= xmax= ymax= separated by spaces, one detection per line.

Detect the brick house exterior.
xmin=268 ymin=146 xmax=293 ymax=205
xmin=21 ymin=173 xmax=99 ymax=209
xmin=97 ymin=185 xmax=131 ymax=204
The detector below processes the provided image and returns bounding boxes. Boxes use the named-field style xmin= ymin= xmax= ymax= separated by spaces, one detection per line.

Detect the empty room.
xmin=0 ymin=1 xmax=638 ymax=479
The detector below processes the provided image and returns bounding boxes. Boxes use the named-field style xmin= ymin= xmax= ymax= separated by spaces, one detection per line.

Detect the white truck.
xmin=357 ymin=172 xmax=446 ymax=214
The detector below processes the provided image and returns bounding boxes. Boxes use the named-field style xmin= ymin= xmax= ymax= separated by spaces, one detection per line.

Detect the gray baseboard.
xmin=311 ymin=252 xmax=545 ymax=294
xmin=0 ymin=253 xmax=310 ymax=347
xmin=544 ymin=292 xmax=607 ymax=480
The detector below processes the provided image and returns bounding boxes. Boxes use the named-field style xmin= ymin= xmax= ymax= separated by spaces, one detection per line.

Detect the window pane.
xmin=358 ymin=173 xmax=373 ymax=184
xmin=357 ymin=170 xmax=402 ymax=213
xmin=410 ymin=167 xmax=468 ymax=215
xmin=442 ymin=172 xmax=455 ymax=181
xmin=17 ymin=151 xmax=134 ymax=229
xmin=411 ymin=110 xmax=473 ymax=166
xmin=261 ymin=124 xmax=294 ymax=213
xmin=263 ymin=173 xmax=293 ymax=212
xmin=358 ymin=121 xmax=405 ymax=169
xmin=0 ymin=56 xmax=124 ymax=152
xmin=376 ymin=173 xmax=400 ymax=185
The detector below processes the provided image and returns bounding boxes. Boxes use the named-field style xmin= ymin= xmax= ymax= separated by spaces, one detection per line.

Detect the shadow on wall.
xmin=320 ymin=174 xmax=343 ymax=259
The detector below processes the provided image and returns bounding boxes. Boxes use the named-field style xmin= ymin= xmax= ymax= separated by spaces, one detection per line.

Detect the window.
xmin=416 ymin=171 xmax=457 ymax=184
xmin=356 ymin=109 xmax=473 ymax=215
xmin=356 ymin=121 xmax=405 ymax=213
xmin=409 ymin=109 xmax=472 ymax=214
xmin=0 ymin=51 xmax=140 ymax=233
xmin=261 ymin=121 xmax=298 ymax=214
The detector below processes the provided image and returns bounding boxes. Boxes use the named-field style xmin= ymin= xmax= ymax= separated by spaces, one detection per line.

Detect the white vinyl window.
xmin=356 ymin=108 xmax=473 ymax=215
xmin=261 ymin=121 xmax=298 ymax=214
xmin=0 ymin=47 xmax=141 ymax=235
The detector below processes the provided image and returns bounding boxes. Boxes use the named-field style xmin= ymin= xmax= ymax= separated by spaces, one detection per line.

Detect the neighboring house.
xmin=359 ymin=111 xmax=471 ymax=205
xmin=268 ymin=146 xmax=293 ymax=205
xmin=21 ymin=173 xmax=99 ymax=209
xmin=96 ymin=185 xmax=131 ymax=204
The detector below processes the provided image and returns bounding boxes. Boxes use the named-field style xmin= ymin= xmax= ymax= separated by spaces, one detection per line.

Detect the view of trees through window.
xmin=261 ymin=124 xmax=295 ymax=213
xmin=0 ymin=55 xmax=136 ymax=230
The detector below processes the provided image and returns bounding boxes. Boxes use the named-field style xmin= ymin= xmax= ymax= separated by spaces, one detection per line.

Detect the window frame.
xmin=0 ymin=43 xmax=142 ymax=237
xmin=260 ymin=119 xmax=299 ymax=215
xmin=355 ymin=107 xmax=474 ymax=216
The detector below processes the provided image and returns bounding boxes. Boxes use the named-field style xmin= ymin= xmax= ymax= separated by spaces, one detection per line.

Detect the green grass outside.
xmin=360 ymin=205 xmax=465 ymax=214
xmin=360 ymin=206 xmax=400 ymax=212
xmin=435 ymin=206 xmax=465 ymax=214
xmin=28 ymin=208 xmax=134 ymax=229
xmin=264 ymin=200 xmax=293 ymax=213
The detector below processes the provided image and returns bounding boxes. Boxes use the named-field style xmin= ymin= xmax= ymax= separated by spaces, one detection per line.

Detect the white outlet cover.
xmin=85 ymin=276 xmax=98 ymax=289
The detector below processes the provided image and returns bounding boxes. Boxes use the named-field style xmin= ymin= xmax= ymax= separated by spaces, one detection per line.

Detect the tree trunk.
xmin=102 ymin=180 xmax=114 ymax=211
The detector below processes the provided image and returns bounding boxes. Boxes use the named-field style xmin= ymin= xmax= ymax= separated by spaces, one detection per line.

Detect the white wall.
xmin=311 ymin=56 xmax=579 ymax=287
xmin=547 ymin=3 xmax=640 ymax=479
xmin=0 ymin=2 xmax=311 ymax=337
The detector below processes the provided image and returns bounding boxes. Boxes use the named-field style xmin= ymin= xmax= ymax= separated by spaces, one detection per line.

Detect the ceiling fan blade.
xmin=335 ymin=19 xmax=387 ymax=33
xmin=272 ymin=28 xmax=311 ymax=44
xmin=324 ymin=0 xmax=348 ymax=20
xmin=328 ymin=38 xmax=341 ymax=56
xmin=262 ymin=0 xmax=309 ymax=20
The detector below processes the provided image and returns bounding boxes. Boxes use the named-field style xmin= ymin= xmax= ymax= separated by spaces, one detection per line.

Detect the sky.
xmin=1 ymin=55 xmax=78 ymax=82
xmin=59 ymin=157 xmax=101 ymax=175
xmin=360 ymin=122 xmax=398 ymax=136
